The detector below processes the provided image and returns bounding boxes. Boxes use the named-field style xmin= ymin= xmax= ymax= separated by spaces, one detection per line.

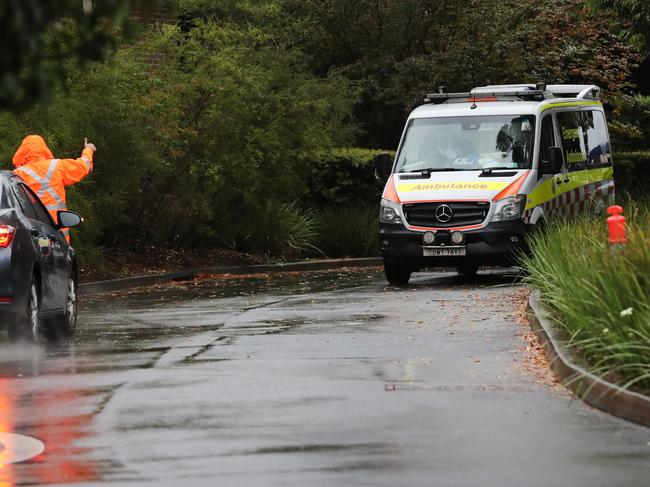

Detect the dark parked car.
xmin=0 ymin=170 xmax=82 ymax=340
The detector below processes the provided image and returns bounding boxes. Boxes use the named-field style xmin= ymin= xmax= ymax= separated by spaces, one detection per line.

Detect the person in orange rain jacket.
xmin=12 ymin=135 xmax=96 ymax=241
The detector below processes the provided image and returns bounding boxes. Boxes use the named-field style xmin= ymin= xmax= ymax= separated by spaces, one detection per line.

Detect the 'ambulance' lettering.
xmin=398 ymin=181 xmax=508 ymax=192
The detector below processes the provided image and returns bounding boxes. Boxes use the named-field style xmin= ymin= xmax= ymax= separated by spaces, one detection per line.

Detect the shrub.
xmin=302 ymin=148 xmax=394 ymax=208
xmin=0 ymin=20 xmax=359 ymax=260
xmin=0 ymin=55 xmax=159 ymax=261
xmin=221 ymin=202 xmax=317 ymax=258
xmin=112 ymin=22 xmax=357 ymax=251
xmin=523 ymin=205 xmax=650 ymax=391
xmin=608 ymin=94 xmax=650 ymax=152
xmin=614 ymin=152 xmax=650 ymax=197
xmin=313 ymin=206 xmax=379 ymax=258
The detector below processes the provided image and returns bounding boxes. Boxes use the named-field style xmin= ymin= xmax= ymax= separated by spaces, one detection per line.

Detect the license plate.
xmin=423 ymin=246 xmax=466 ymax=257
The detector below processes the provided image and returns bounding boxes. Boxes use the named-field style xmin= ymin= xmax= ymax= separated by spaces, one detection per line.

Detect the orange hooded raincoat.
xmin=12 ymin=135 xmax=94 ymax=240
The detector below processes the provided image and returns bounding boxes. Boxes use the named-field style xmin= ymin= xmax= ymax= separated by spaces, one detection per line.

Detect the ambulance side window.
xmin=557 ymin=111 xmax=587 ymax=171
xmin=539 ymin=115 xmax=555 ymax=164
xmin=588 ymin=111 xmax=612 ymax=167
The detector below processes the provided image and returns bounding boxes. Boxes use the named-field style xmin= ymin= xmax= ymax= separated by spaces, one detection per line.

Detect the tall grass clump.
xmin=523 ymin=203 xmax=650 ymax=391
xmin=224 ymin=202 xmax=318 ymax=258
xmin=314 ymin=206 xmax=379 ymax=258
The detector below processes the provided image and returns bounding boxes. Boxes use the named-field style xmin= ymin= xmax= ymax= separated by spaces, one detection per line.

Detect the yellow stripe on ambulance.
xmin=398 ymin=181 xmax=508 ymax=192
xmin=525 ymin=167 xmax=614 ymax=209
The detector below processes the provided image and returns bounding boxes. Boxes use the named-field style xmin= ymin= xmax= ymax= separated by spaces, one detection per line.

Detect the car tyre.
xmin=384 ymin=260 xmax=412 ymax=286
xmin=456 ymin=264 xmax=479 ymax=276
xmin=8 ymin=277 xmax=43 ymax=342
xmin=51 ymin=275 xmax=78 ymax=337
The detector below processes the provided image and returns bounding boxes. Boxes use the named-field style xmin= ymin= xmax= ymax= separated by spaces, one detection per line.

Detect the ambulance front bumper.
xmin=379 ymin=219 xmax=530 ymax=267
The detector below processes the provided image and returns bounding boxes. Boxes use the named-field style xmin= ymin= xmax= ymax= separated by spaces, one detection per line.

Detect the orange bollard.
xmin=607 ymin=205 xmax=627 ymax=245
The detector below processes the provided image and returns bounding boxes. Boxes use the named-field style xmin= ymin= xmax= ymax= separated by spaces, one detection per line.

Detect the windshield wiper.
xmin=480 ymin=167 xmax=519 ymax=175
xmin=404 ymin=168 xmax=464 ymax=176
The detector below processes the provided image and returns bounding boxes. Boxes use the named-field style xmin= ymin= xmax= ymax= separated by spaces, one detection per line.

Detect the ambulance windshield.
xmin=396 ymin=115 xmax=535 ymax=172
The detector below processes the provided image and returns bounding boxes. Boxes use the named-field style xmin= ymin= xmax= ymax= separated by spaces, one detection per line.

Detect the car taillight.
xmin=0 ymin=225 xmax=16 ymax=247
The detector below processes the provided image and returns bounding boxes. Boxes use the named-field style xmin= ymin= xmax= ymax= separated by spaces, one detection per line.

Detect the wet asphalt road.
xmin=0 ymin=268 xmax=649 ymax=486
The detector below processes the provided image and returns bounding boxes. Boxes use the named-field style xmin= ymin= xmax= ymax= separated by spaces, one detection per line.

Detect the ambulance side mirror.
xmin=549 ymin=147 xmax=564 ymax=173
xmin=374 ymin=153 xmax=393 ymax=182
xmin=540 ymin=146 xmax=563 ymax=175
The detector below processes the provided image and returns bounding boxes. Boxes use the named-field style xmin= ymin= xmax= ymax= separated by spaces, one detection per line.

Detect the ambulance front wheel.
xmin=383 ymin=260 xmax=412 ymax=286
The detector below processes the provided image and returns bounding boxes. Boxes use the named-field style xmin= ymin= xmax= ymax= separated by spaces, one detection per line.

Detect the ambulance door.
xmin=557 ymin=109 xmax=613 ymax=217
xmin=556 ymin=109 xmax=590 ymax=217
xmin=536 ymin=111 xmax=564 ymax=219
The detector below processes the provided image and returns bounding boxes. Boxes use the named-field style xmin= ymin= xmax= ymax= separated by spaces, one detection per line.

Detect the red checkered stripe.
xmin=522 ymin=179 xmax=614 ymax=223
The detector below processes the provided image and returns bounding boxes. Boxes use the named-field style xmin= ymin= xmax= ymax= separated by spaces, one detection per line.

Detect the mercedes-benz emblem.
xmin=435 ymin=204 xmax=453 ymax=223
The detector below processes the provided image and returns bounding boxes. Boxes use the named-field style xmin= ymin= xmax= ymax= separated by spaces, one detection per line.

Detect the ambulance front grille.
xmin=402 ymin=201 xmax=490 ymax=228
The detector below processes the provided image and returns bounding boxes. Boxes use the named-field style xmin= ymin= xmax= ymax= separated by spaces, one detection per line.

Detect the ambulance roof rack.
xmin=424 ymin=83 xmax=601 ymax=104
xmin=549 ymin=84 xmax=601 ymax=100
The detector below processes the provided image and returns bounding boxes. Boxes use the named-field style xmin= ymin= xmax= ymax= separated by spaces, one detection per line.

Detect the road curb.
xmin=527 ymin=290 xmax=650 ymax=428
xmin=79 ymin=257 xmax=383 ymax=296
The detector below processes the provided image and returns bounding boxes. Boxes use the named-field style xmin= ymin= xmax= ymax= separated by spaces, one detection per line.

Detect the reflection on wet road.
xmin=0 ymin=268 xmax=649 ymax=486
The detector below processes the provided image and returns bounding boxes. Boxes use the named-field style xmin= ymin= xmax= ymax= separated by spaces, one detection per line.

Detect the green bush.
xmin=313 ymin=206 xmax=379 ymax=258
xmin=614 ymin=151 xmax=650 ymax=197
xmin=0 ymin=56 xmax=159 ymax=265
xmin=222 ymin=202 xmax=317 ymax=258
xmin=0 ymin=19 xmax=359 ymax=260
xmin=302 ymin=147 xmax=394 ymax=208
xmin=523 ymin=205 xmax=650 ymax=391
xmin=608 ymin=94 xmax=650 ymax=152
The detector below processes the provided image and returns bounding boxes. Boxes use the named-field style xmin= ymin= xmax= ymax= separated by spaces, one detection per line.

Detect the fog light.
xmin=510 ymin=236 xmax=519 ymax=244
xmin=381 ymin=239 xmax=390 ymax=248
xmin=451 ymin=231 xmax=465 ymax=245
xmin=422 ymin=231 xmax=436 ymax=245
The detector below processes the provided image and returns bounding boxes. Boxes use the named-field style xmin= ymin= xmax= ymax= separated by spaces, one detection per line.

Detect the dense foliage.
xmin=590 ymin=0 xmax=650 ymax=51
xmin=314 ymin=206 xmax=379 ymax=258
xmin=524 ymin=207 xmax=650 ymax=391
xmin=613 ymin=152 xmax=650 ymax=197
xmin=268 ymin=0 xmax=640 ymax=147
xmin=302 ymin=148 xmax=390 ymax=209
xmin=0 ymin=0 xmax=156 ymax=111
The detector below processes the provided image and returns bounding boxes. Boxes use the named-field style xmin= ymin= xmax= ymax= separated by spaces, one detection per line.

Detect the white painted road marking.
xmin=0 ymin=433 xmax=45 ymax=464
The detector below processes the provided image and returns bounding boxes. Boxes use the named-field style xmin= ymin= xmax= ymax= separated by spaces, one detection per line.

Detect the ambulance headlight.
xmin=380 ymin=199 xmax=402 ymax=224
xmin=491 ymin=195 xmax=526 ymax=222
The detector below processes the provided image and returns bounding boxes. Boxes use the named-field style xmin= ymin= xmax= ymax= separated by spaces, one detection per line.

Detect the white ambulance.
xmin=375 ymin=83 xmax=614 ymax=285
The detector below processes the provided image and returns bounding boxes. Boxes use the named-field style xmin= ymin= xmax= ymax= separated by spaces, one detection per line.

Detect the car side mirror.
xmin=540 ymin=146 xmax=563 ymax=175
xmin=57 ymin=210 xmax=83 ymax=229
xmin=374 ymin=152 xmax=393 ymax=182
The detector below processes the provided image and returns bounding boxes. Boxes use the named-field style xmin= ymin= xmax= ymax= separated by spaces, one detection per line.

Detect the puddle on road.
xmin=236 ymin=313 xmax=386 ymax=336
xmin=0 ymin=267 xmax=527 ymax=382
xmin=227 ymin=442 xmax=404 ymax=474
xmin=0 ymin=269 xmax=384 ymax=379
xmin=84 ymin=267 xmax=384 ymax=306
